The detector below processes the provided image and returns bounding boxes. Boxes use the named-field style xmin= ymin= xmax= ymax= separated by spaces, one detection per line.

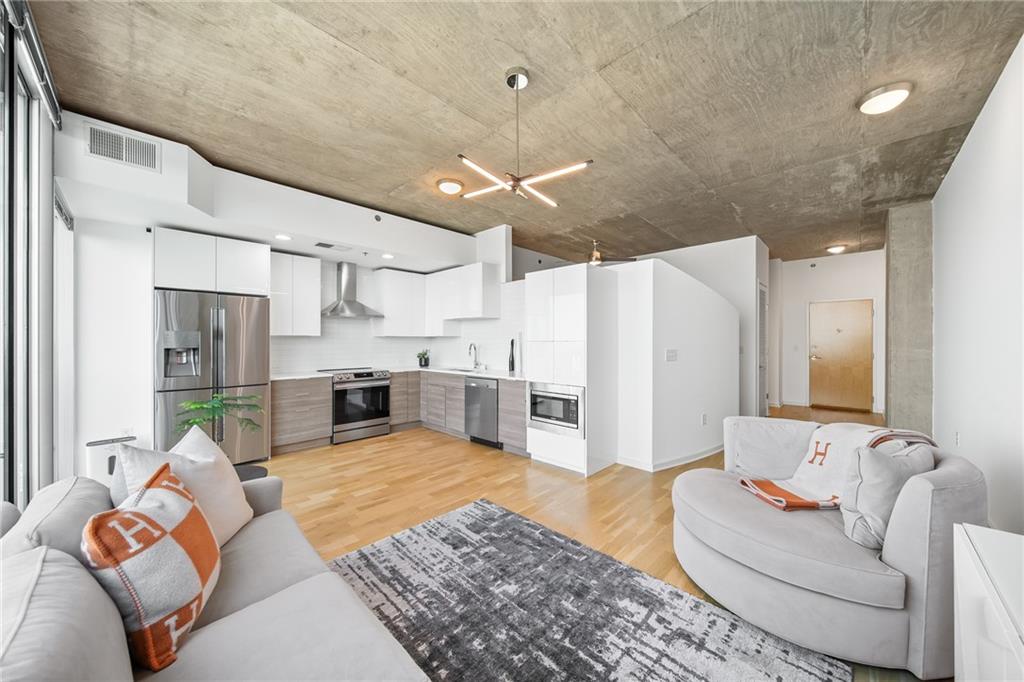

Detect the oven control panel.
xmin=334 ymin=369 xmax=390 ymax=382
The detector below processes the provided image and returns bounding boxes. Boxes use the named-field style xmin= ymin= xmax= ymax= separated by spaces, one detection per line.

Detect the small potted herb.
xmin=417 ymin=349 xmax=430 ymax=368
xmin=177 ymin=393 xmax=264 ymax=433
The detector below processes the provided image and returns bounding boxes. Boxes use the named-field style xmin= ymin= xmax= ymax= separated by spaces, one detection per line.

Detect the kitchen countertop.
xmin=271 ymin=367 xmax=528 ymax=382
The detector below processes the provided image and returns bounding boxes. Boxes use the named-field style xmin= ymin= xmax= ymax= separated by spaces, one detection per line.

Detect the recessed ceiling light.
xmin=436 ymin=179 xmax=463 ymax=195
xmin=827 ymin=245 xmax=847 ymax=255
xmin=274 ymin=234 xmax=292 ymax=241
xmin=857 ymin=82 xmax=913 ymax=115
xmin=381 ymin=253 xmax=395 ymax=260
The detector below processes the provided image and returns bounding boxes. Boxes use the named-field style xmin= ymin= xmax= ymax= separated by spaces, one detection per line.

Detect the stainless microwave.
xmin=529 ymin=382 xmax=585 ymax=439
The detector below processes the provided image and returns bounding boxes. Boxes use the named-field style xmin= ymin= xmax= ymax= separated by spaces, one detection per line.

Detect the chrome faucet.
xmin=468 ymin=343 xmax=480 ymax=369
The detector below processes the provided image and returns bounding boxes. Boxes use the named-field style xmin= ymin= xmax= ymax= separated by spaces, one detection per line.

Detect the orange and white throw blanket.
xmin=739 ymin=423 xmax=936 ymax=511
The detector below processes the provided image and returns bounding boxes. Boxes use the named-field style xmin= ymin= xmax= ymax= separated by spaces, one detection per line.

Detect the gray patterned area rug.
xmin=330 ymin=500 xmax=852 ymax=682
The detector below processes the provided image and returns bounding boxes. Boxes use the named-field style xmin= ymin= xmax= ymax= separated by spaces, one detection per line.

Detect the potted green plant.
xmin=417 ymin=349 xmax=430 ymax=368
xmin=176 ymin=393 xmax=264 ymax=433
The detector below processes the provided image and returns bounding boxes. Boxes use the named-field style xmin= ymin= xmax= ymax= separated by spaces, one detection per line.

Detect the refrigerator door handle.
xmin=214 ymin=306 xmax=226 ymax=388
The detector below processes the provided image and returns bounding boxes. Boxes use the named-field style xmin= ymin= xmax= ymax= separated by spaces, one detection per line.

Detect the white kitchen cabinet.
xmin=269 ymin=252 xmax=293 ymax=336
xmin=525 ymin=269 xmax=553 ymax=342
xmin=424 ymin=270 xmax=460 ymax=337
xmin=291 ymin=256 xmax=322 ymax=336
xmin=553 ymin=265 xmax=587 ymax=341
xmin=270 ymin=252 xmax=321 ymax=336
xmin=525 ymin=341 xmax=554 ymax=383
xmin=372 ymin=269 xmax=426 ymax=337
xmin=216 ymin=237 xmax=270 ymax=296
xmin=445 ymin=262 xmax=500 ymax=319
xmin=154 ymin=227 xmax=216 ymax=291
xmin=552 ymin=341 xmax=586 ymax=385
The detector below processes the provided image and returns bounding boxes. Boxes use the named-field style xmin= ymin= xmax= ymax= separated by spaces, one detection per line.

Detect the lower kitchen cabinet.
xmin=498 ymin=380 xmax=527 ymax=452
xmin=444 ymin=378 xmax=465 ymax=433
xmin=389 ymin=371 xmax=421 ymax=426
xmin=420 ymin=372 xmax=465 ymax=437
xmin=270 ymin=377 xmax=332 ymax=454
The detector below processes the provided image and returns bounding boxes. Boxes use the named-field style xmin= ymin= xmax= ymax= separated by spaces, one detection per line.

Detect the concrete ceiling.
xmin=34 ymin=1 xmax=1024 ymax=261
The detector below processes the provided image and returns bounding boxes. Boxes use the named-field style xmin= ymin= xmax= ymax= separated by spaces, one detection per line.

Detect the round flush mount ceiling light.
xmin=436 ymin=179 xmax=463 ymax=195
xmin=857 ymin=82 xmax=913 ymax=115
xmin=381 ymin=253 xmax=395 ymax=260
xmin=274 ymin=234 xmax=292 ymax=241
xmin=827 ymin=245 xmax=847 ymax=255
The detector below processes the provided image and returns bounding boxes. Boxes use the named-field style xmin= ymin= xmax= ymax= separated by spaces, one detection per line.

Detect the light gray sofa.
xmin=0 ymin=475 xmax=427 ymax=681
xmin=672 ymin=416 xmax=988 ymax=680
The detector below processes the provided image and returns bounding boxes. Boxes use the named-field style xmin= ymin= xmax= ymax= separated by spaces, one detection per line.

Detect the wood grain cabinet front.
xmin=270 ymin=377 xmax=332 ymax=449
xmin=498 ymin=380 xmax=527 ymax=451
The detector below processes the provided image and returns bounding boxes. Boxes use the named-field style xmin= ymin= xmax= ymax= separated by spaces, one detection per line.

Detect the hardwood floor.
xmin=266 ymin=422 xmax=915 ymax=681
xmin=770 ymin=403 xmax=886 ymax=426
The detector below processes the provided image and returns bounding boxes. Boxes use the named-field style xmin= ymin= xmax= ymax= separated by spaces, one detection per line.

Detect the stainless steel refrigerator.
xmin=154 ymin=289 xmax=270 ymax=463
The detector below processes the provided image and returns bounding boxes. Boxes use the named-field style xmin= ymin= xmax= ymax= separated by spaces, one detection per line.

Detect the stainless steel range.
xmin=319 ymin=367 xmax=391 ymax=444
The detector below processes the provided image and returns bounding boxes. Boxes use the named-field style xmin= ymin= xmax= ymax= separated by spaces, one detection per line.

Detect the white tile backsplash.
xmin=271 ymin=280 xmax=525 ymax=373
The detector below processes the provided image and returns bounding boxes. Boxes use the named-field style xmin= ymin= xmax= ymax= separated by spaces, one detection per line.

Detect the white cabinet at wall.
xmin=372 ymin=269 xmax=426 ymax=337
xmin=154 ymin=228 xmax=216 ymax=291
xmin=216 ymin=237 xmax=270 ymax=295
xmin=553 ymin=341 xmax=586 ymax=385
xmin=525 ymin=269 xmax=553 ymax=342
xmin=445 ymin=262 xmax=500 ymax=319
xmin=525 ymin=341 xmax=554 ymax=383
xmin=154 ymin=227 xmax=270 ymax=295
xmin=552 ymin=266 xmax=586 ymax=341
xmin=270 ymin=252 xmax=321 ymax=336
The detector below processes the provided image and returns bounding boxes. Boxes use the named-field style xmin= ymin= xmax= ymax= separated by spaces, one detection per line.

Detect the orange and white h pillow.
xmin=740 ymin=423 xmax=936 ymax=511
xmin=82 ymin=463 xmax=220 ymax=671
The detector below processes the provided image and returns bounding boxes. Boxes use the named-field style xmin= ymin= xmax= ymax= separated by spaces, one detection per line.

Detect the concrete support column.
xmin=885 ymin=202 xmax=933 ymax=433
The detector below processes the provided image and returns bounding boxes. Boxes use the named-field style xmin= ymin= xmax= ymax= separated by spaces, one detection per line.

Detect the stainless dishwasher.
xmin=465 ymin=377 xmax=499 ymax=445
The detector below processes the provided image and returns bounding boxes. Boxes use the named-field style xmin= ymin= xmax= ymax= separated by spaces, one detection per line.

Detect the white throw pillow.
xmin=840 ymin=443 xmax=935 ymax=549
xmin=111 ymin=427 xmax=253 ymax=546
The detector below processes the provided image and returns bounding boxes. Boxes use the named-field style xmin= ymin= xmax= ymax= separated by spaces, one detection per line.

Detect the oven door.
xmin=529 ymin=384 xmax=584 ymax=438
xmin=333 ymin=380 xmax=390 ymax=432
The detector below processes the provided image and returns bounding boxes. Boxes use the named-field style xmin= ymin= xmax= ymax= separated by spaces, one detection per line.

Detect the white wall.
xmin=640 ymin=235 xmax=766 ymax=417
xmin=932 ymin=36 xmax=1023 ymax=532
xmin=778 ymin=250 xmax=886 ymax=413
xmin=512 ymin=245 xmax=570 ymax=281
xmin=613 ymin=259 xmax=739 ymax=471
xmin=74 ymin=220 xmax=154 ymax=480
xmin=767 ymin=259 xmax=783 ymax=406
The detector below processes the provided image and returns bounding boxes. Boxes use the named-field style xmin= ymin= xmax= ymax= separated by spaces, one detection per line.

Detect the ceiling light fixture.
xmin=436 ymin=179 xmax=463 ymax=195
xmin=458 ymin=67 xmax=593 ymax=208
xmin=827 ymin=245 xmax=846 ymax=255
xmin=275 ymin=234 xmax=292 ymax=241
xmin=856 ymin=82 xmax=913 ymax=115
xmin=588 ymin=240 xmax=603 ymax=266
xmin=381 ymin=253 xmax=395 ymax=260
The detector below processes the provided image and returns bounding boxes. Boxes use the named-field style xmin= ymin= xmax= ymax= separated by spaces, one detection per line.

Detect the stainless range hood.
xmin=321 ymin=262 xmax=383 ymax=318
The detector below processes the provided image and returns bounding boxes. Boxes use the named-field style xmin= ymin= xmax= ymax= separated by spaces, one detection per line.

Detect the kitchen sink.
xmin=438 ymin=367 xmax=476 ymax=373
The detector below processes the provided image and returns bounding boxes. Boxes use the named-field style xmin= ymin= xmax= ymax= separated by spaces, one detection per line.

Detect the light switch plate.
xmin=665 ymin=348 xmax=678 ymax=362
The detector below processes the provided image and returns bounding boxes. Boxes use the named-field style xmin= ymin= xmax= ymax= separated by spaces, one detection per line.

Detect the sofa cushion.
xmin=0 ymin=546 xmax=133 ymax=681
xmin=673 ymin=468 xmax=906 ymax=609
xmin=0 ymin=476 xmax=112 ymax=560
xmin=138 ymin=572 xmax=427 ymax=681
xmin=194 ymin=509 xmax=328 ymax=629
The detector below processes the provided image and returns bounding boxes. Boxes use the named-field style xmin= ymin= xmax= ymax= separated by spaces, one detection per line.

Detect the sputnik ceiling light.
xmin=588 ymin=240 xmax=603 ymax=266
xmin=458 ymin=67 xmax=593 ymax=208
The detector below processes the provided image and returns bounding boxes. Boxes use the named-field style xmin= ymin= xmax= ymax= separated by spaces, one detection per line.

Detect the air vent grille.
xmin=87 ymin=125 xmax=160 ymax=172
xmin=315 ymin=242 xmax=335 ymax=249
xmin=315 ymin=242 xmax=352 ymax=251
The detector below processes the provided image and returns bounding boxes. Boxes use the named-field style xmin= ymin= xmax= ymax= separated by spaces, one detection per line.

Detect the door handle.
xmin=810 ymin=354 xmax=822 ymax=360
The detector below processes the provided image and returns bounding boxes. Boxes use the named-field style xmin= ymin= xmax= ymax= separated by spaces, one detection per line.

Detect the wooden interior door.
xmin=809 ymin=300 xmax=873 ymax=411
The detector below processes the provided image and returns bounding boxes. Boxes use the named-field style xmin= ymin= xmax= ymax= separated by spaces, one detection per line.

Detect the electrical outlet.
xmin=700 ymin=413 xmax=709 ymax=427
xmin=954 ymin=431 xmax=960 ymax=447
xmin=665 ymin=348 xmax=678 ymax=362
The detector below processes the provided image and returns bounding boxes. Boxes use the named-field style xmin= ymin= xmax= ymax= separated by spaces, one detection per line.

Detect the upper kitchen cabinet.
xmin=444 ymin=262 xmax=500 ymax=319
xmin=270 ymin=252 xmax=321 ymax=336
xmin=154 ymin=228 xmax=216 ymax=291
xmin=552 ymin=265 xmax=586 ymax=342
xmin=525 ymin=269 xmax=553 ymax=341
xmin=216 ymin=237 xmax=270 ymax=296
xmin=372 ymin=269 xmax=426 ymax=337
xmin=153 ymin=227 xmax=270 ymax=296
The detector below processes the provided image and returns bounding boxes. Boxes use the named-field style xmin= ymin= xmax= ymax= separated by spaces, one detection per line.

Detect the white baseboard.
xmin=617 ymin=443 xmax=723 ymax=473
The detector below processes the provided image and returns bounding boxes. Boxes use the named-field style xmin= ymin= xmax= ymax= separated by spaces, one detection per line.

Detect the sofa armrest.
xmin=722 ymin=416 xmax=818 ymax=477
xmin=241 ymin=476 xmax=283 ymax=516
xmin=1 ymin=500 xmax=21 ymax=537
xmin=881 ymin=453 xmax=987 ymax=679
